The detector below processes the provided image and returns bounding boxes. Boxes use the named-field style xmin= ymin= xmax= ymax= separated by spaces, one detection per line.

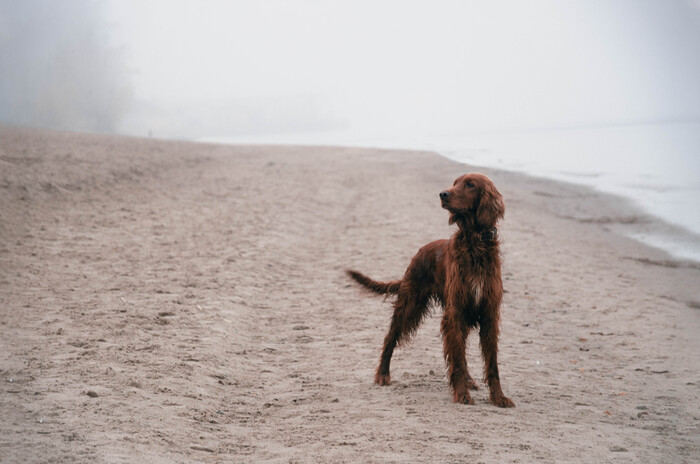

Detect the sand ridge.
xmin=1 ymin=126 xmax=699 ymax=463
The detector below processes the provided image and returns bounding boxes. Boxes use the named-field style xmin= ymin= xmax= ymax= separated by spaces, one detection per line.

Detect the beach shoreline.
xmin=1 ymin=126 xmax=699 ymax=463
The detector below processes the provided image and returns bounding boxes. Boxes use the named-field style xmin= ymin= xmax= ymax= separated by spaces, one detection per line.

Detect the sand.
xmin=1 ymin=125 xmax=699 ymax=463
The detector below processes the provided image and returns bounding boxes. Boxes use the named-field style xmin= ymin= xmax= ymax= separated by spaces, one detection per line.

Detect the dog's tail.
xmin=346 ymin=270 xmax=401 ymax=296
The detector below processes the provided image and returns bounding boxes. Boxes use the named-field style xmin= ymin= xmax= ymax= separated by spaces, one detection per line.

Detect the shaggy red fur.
xmin=348 ymin=173 xmax=514 ymax=407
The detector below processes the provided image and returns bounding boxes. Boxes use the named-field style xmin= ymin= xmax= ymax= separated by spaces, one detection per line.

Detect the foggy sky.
xmin=0 ymin=0 xmax=131 ymax=133
xmin=2 ymin=0 xmax=700 ymax=137
xmin=106 ymin=0 xmax=700 ymax=137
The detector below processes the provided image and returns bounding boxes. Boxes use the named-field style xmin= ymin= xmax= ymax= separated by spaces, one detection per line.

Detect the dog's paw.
xmin=453 ymin=389 xmax=474 ymax=405
xmin=375 ymin=373 xmax=391 ymax=386
xmin=491 ymin=395 xmax=515 ymax=408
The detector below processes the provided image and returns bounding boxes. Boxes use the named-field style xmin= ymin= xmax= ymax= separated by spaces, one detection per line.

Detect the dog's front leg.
xmin=479 ymin=315 xmax=515 ymax=408
xmin=441 ymin=309 xmax=473 ymax=404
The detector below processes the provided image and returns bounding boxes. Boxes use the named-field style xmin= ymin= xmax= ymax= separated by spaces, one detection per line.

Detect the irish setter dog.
xmin=347 ymin=173 xmax=514 ymax=407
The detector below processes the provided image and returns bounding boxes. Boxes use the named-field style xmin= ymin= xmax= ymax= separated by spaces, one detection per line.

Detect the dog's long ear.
xmin=476 ymin=181 xmax=505 ymax=228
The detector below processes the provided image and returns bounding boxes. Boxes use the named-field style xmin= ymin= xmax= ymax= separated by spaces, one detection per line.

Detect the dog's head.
xmin=440 ymin=173 xmax=504 ymax=228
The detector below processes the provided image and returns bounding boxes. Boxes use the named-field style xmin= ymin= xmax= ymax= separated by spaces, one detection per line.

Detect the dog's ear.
xmin=476 ymin=181 xmax=505 ymax=228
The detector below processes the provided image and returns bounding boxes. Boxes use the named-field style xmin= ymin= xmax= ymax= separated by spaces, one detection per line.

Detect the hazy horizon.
xmin=2 ymin=0 xmax=700 ymax=138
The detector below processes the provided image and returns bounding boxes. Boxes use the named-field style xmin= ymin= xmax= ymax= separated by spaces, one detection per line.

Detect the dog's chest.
xmin=457 ymin=258 xmax=489 ymax=305
xmin=447 ymin=243 xmax=498 ymax=310
xmin=470 ymin=277 xmax=484 ymax=305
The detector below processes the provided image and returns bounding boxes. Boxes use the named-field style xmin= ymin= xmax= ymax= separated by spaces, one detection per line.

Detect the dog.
xmin=347 ymin=173 xmax=514 ymax=407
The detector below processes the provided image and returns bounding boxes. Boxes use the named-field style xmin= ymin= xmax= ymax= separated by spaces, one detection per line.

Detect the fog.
xmin=2 ymin=0 xmax=700 ymax=138
xmin=0 ymin=0 xmax=131 ymax=133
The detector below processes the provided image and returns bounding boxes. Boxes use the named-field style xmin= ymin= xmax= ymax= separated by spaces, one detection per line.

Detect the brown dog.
xmin=347 ymin=173 xmax=514 ymax=407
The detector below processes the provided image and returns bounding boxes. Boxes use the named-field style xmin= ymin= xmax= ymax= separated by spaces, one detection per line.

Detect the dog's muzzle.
xmin=439 ymin=190 xmax=451 ymax=208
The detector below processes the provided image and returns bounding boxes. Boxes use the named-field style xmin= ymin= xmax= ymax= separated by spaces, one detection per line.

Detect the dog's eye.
xmin=465 ymin=180 xmax=475 ymax=188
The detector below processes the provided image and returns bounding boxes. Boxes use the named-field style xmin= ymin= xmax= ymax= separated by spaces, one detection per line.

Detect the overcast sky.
xmin=2 ymin=1 xmax=699 ymax=136
xmin=105 ymin=0 xmax=700 ymax=135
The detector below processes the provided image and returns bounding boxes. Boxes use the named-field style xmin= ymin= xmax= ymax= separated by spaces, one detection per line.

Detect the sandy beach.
xmin=1 ymin=125 xmax=699 ymax=463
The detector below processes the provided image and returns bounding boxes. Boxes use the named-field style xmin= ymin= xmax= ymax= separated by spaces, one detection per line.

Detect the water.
xmin=203 ymin=122 xmax=700 ymax=262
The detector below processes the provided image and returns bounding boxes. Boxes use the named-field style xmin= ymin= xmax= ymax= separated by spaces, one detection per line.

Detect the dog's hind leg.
xmin=375 ymin=283 xmax=431 ymax=386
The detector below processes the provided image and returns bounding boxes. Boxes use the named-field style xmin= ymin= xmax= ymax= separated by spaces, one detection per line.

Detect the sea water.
xmin=204 ymin=122 xmax=700 ymax=262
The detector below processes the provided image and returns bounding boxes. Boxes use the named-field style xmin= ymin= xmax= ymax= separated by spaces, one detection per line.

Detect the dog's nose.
xmin=439 ymin=190 xmax=450 ymax=201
